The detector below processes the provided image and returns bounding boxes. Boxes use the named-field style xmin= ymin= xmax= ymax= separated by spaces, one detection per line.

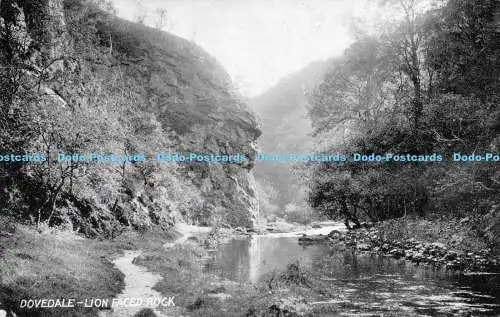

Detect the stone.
xmin=269 ymin=296 xmax=310 ymax=317
xmin=389 ymin=248 xmax=404 ymax=258
xmin=208 ymin=286 xmax=226 ymax=293
xmin=357 ymin=243 xmax=371 ymax=251
xmin=449 ymin=251 xmax=462 ymax=260
xmin=328 ymin=230 xmax=343 ymax=239
xmin=134 ymin=309 xmax=157 ymax=317
xmin=431 ymin=242 xmax=446 ymax=249
xmin=299 ymin=235 xmax=327 ymax=243
xmin=207 ymin=293 xmax=232 ymax=300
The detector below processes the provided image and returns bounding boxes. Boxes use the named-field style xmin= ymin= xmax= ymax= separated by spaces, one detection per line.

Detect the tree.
xmin=134 ymin=0 xmax=148 ymax=25
xmin=308 ymin=36 xmax=398 ymax=138
xmin=307 ymin=0 xmax=499 ymax=239
xmin=424 ymin=0 xmax=500 ymax=101
xmin=154 ymin=8 xmax=168 ymax=30
xmin=378 ymin=0 xmax=431 ymax=131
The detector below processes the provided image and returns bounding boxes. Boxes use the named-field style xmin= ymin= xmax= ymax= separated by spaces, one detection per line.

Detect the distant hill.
xmin=249 ymin=60 xmax=332 ymax=214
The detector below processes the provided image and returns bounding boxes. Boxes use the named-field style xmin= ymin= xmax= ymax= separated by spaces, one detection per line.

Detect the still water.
xmin=204 ymin=226 xmax=500 ymax=316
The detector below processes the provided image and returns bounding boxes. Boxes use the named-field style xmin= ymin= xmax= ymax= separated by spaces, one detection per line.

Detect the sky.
xmin=111 ymin=0 xmax=384 ymax=97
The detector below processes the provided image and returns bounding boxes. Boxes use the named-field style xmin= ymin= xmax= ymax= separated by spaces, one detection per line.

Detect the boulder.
xmin=431 ymin=242 xmax=446 ymax=249
xmin=445 ymin=251 xmax=458 ymax=260
xmin=356 ymin=243 xmax=372 ymax=251
xmin=389 ymin=248 xmax=404 ymax=258
xmin=134 ymin=309 xmax=157 ymax=317
xmin=381 ymin=243 xmax=391 ymax=252
xmin=328 ymin=230 xmax=343 ymax=239
xmin=268 ymin=296 xmax=310 ymax=317
xmin=298 ymin=234 xmax=327 ymax=243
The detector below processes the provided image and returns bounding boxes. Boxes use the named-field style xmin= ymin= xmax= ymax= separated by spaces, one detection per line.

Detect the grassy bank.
xmin=0 ymin=217 xmax=274 ymax=317
xmin=0 ymin=217 xmax=270 ymax=317
xmin=0 ymin=217 xmax=159 ymax=317
xmin=134 ymin=242 xmax=331 ymax=317
xmin=132 ymin=226 xmax=357 ymax=317
xmin=132 ymin=229 xmax=269 ymax=317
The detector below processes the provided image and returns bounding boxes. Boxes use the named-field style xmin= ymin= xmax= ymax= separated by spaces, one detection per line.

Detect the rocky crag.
xmin=0 ymin=0 xmax=260 ymax=235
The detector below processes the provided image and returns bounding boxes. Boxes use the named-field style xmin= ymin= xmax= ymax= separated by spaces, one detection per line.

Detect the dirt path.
xmin=100 ymin=223 xmax=212 ymax=317
xmin=98 ymin=250 xmax=167 ymax=317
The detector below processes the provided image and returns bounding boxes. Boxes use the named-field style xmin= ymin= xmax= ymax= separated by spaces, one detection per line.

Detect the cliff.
xmin=0 ymin=0 xmax=260 ymax=235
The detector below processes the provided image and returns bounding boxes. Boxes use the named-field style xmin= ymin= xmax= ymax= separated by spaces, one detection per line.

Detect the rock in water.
xmin=298 ymin=234 xmax=328 ymax=243
xmin=134 ymin=309 xmax=157 ymax=317
xmin=357 ymin=243 xmax=371 ymax=251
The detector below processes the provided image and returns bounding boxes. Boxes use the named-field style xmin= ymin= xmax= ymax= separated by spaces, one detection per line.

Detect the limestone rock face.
xmin=21 ymin=0 xmax=73 ymax=60
xmin=96 ymin=17 xmax=261 ymax=227
xmin=8 ymin=0 xmax=74 ymax=74
xmin=1 ymin=0 xmax=261 ymax=232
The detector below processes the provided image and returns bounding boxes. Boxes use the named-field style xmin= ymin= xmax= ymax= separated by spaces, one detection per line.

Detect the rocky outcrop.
xmin=0 ymin=0 xmax=260 ymax=234
xmin=95 ymin=17 xmax=261 ymax=227
xmin=12 ymin=0 xmax=72 ymax=61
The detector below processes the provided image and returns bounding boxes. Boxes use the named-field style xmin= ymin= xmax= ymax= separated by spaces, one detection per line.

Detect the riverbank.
xmin=0 ymin=220 xmax=129 ymax=317
xmin=129 ymin=224 xmax=273 ymax=316
xmin=0 ymin=218 xmax=289 ymax=317
xmin=0 ymin=215 xmax=184 ymax=317
xmin=3 ymin=217 xmax=498 ymax=317
xmin=178 ymin=220 xmax=500 ymax=316
xmin=131 ymin=222 xmax=356 ymax=317
xmin=300 ymin=217 xmax=500 ymax=273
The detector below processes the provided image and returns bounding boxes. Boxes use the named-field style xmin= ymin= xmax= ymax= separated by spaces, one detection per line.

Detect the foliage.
xmin=255 ymin=179 xmax=279 ymax=219
xmin=376 ymin=216 xmax=490 ymax=254
xmin=0 ymin=0 xmax=207 ymax=234
xmin=307 ymin=0 xmax=500 ymax=241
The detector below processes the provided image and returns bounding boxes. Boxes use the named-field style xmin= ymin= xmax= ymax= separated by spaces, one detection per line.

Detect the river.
xmin=204 ymin=224 xmax=500 ymax=316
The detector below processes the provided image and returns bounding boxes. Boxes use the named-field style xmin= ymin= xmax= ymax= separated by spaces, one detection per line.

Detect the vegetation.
xmin=376 ymin=216 xmax=490 ymax=254
xmin=307 ymin=0 xmax=499 ymax=250
xmin=0 ymin=0 xmax=257 ymax=236
xmin=250 ymin=61 xmax=330 ymax=222
xmin=0 ymin=1 xmax=258 ymax=315
xmin=0 ymin=217 xmax=128 ymax=317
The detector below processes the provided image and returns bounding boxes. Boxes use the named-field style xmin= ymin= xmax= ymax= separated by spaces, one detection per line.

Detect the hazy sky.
xmin=112 ymin=0 xmax=382 ymax=97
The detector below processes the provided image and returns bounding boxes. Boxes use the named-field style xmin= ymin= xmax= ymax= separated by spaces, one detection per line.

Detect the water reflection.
xmin=204 ymin=232 xmax=500 ymax=316
xmin=205 ymin=234 xmax=330 ymax=282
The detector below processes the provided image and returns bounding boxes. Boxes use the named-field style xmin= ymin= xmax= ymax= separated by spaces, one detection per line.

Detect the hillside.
xmin=249 ymin=60 xmax=331 ymax=213
xmin=0 ymin=0 xmax=261 ymax=235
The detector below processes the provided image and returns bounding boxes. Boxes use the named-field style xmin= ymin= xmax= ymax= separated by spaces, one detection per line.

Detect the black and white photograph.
xmin=0 ymin=0 xmax=499 ymax=316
